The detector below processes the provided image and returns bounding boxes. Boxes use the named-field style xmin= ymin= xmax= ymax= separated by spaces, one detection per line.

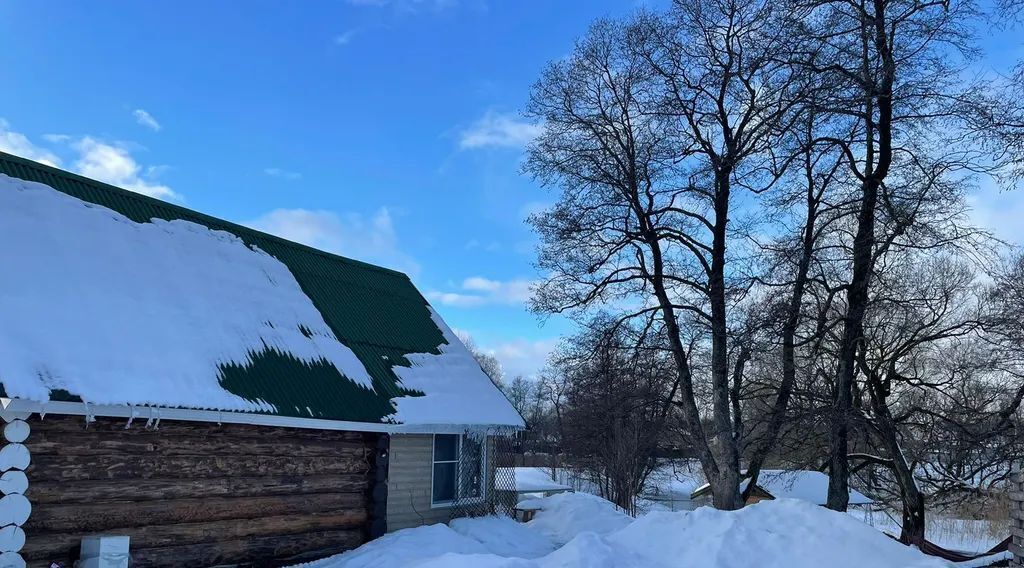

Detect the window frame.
xmin=430 ymin=433 xmax=487 ymax=508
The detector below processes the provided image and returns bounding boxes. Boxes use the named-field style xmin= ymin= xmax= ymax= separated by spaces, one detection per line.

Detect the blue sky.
xmin=1 ymin=0 xmax=1021 ymax=380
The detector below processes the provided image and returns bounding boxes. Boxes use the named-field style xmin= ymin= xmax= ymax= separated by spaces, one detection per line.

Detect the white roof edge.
xmin=0 ymin=398 xmax=524 ymax=435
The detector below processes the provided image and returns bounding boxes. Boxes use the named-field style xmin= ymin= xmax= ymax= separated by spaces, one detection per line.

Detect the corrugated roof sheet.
xmin=0 ymin=150 xmax=457 ymax=424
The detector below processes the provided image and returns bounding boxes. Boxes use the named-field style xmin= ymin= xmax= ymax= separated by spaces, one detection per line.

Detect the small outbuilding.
xmin=690 ymin=469 xmax=874 ymax=508
xmin=0 ymin=151 xmax=524 ymax=567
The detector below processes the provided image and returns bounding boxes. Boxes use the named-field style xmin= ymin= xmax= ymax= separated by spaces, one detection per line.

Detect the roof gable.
xmin=0 ymin=151 xmax=524 ymax=428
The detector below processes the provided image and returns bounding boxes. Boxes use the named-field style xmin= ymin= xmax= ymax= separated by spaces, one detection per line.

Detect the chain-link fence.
xmin=451 ymin=427 xmax=518 ymax=520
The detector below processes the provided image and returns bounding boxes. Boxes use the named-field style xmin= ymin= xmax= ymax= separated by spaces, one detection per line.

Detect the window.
xmin=432 ymin=434 xmax=485 ymax=506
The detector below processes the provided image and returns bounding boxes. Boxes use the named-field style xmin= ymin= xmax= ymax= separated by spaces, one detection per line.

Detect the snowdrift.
xmin=295 ymin=493 xmax=950 ymax=568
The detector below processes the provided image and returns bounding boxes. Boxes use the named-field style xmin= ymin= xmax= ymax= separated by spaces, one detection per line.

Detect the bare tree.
xmin=783 ymin=0 xmax=990 ymax=510
xmin=548 ymin=317 xmax=675 ymax=513
xmin=457 ymin=331 xmax=505 ymax=388
xmin=526 ymin=0 xmax=804 ymax=510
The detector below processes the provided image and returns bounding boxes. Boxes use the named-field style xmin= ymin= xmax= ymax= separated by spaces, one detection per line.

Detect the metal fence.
xmin=451 ymin=427 xmax=518 ymax=520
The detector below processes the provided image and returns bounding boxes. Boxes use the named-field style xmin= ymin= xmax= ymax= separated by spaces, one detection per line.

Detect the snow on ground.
xmin=520 ymin=492 xmax=633 ymax=545
xmin=449 ymin=516 xmax=556 ymax=558
xmin=0 ymin=174 xmax=374 ymax=412
xmin=388 ymin=307 xmax=525 ymax=427
xmin=297 ymin=493 xmax=952 ymax=568
xmin=850 ymin=508 xmax=1006 ymax=554
xmin=292 ymin=523 xmax=490 ymax=568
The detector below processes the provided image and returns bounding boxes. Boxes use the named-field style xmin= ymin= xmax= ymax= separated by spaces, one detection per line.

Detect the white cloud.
xmin=484 ymin=337 xmax=558 ymax=379
xmin=334 ymin=30 xmax=358 ymax=45
xmin=0 ymin=119 xmax=62 ymax=167
xmin=426 ymin=276 xmax=534 ymax=307
xmin=72 ymin=137 xmax=180 ymax=201
xmin=246 ymin=207 xmax=420 ymax=275
xmin=0 ymin=121 xmax=177 ymax=202
xmin=968 ymin=178 xmax=1024 ymax=247
xmin=264 ymin=167 xmax=302 ymax=180
xmin=458 ymin=111 xmax=543 ymax=150
xmin=132 ymin=109 xmax=161 ymax=132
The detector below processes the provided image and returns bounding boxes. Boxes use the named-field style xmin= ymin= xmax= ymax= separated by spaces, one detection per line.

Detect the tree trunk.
xmin=828 ymin=0 xmax=895 ymax=511
xmin=708 ymin=167 xmax=743 ymax=511
xmin=745 ymin=141 xmax=821 ymax=496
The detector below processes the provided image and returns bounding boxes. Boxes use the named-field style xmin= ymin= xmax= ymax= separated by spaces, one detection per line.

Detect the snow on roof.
xmin=641 ymin=462 xmax=705 ymax=499
xmin=692 ymin=469 xmax=874 ymax=505
xmin=389 ymin=308 xmax=525 ymax=428
xmin=0 ymin=174 xmax=375 ymax=412
xmin=499 ymin=467 xmax=573 ymax=493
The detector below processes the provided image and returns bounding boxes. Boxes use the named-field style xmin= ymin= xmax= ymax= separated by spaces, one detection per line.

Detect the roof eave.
xmin=0 ymin=398 xmax=524 ymax=435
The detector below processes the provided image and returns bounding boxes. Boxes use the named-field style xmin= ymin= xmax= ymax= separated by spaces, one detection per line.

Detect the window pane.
xmin=460 ymin=436 xmax=483 ymax=499
xmin=434 ymin=434 xmax=459 ymax=462
xmin=433 ymin=462 xmax=457 ymax=503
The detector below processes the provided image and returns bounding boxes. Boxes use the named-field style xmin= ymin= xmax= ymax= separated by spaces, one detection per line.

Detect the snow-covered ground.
xmin=851 ymin=508 xmax=1006 ymax=554
xmin=293 ymin=493 xmax=956 ymax=568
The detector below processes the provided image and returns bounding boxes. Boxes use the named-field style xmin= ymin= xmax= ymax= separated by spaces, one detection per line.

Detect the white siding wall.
xmin=386 ymin=434 xmax=498 ymax=532
xmin=386 ymin=434 xmax=454 ymax=532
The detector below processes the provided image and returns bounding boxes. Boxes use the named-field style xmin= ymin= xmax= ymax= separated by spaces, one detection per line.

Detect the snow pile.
xmin=500 ymin=467 xmax=572 ymax=494
xmin=293 ymin=524 xmax=489 ymax=568
xmin=0 ymin=175 xmax=373 ymax=411
xmin=389 ymin=308 xmax=525 ymax=427
xmin=449 ymin=516 xmax=556 ymax=559
xmin=521 ymin=492 xmax=632 ymax=544
xmin=606 ymin=500 xmax=946 ymax=568
xmin=293 ymin=495 xmax=952 ymax=568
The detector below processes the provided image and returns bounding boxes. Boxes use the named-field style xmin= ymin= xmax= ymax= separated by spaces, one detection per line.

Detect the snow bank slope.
xmin=293 ymin=524 xmax=489 ymax=568
xmin=449 ymin=516 xmax=556 ymax=559
xmin=293 ymin=495 xmax=951 ymax=568
xmin=523 ymin=492 xmax=632 ymax=545
xmin=608 ymin=499 xmax=948 ymax=568
xmin=0 ymin=175 xmax=373 ymax=411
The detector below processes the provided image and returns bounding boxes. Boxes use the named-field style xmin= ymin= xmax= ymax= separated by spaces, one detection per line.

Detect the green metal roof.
xmin=0 ymin=150 xmax=447 ymax=423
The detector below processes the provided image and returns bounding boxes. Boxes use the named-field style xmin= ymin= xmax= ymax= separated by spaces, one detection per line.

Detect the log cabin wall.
xmin=21 ymin=415 xmax=379 ymax=568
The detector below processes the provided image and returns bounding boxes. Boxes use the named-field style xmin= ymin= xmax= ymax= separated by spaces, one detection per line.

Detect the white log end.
xmin=0 ymin=495 xmax=30 ymax=527
xmin=0 ymin=446 xmax=28 ymax=473
xmin=0 ymin=526 xmax=24 ymax=553
xmin=1 ymin=423 xmax=27 ymax=445
xmin=0 ymin=551 xmax=24 ymax=568
xmin=0 ymin=473 xmax=27 ymax=497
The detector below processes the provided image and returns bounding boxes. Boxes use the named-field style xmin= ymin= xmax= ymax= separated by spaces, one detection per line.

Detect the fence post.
xmin=1012 ymin=469 xmax=1024 ymax=566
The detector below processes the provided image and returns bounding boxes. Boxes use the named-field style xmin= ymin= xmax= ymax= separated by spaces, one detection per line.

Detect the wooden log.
xmin=31 ymin=416 xmax=375 ymax=442
xmin=22 ymin=511 xmax=369 ymax=561
xmin=28 ymin=473 xmax=369 ymax=504
xmin=26 ymin=492 xmax=368 ymax=533
xmin=26 ymin=432 xmax=371 ymax=457
xmin=27 ymin=453 xmax=370 ymax=482
xmin=116 ymin=529 xmax=362 ymax=568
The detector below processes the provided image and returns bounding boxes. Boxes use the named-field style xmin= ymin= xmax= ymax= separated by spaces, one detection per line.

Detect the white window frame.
xmin=430 ymin=433 xmax=487 ymax=508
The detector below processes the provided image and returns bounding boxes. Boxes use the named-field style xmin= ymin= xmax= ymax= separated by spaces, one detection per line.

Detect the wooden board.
xmin=24 ymin=416 xmax=379 ymax=568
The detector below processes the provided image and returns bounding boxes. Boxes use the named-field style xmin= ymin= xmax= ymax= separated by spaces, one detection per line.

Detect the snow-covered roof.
xmin=0 ymin=152 xmax=523 ymax=429
xmin=499 ymin=467 xmax=573 ymax=493
xmin=692 ymin=470 xmax=874 ymax=506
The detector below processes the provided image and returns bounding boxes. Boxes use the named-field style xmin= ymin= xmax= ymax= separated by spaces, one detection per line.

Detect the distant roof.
xmin=0 ymin=150 xmax=524 ymax=429
xmin=692 ymin=470 xmax=874 ymax=506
